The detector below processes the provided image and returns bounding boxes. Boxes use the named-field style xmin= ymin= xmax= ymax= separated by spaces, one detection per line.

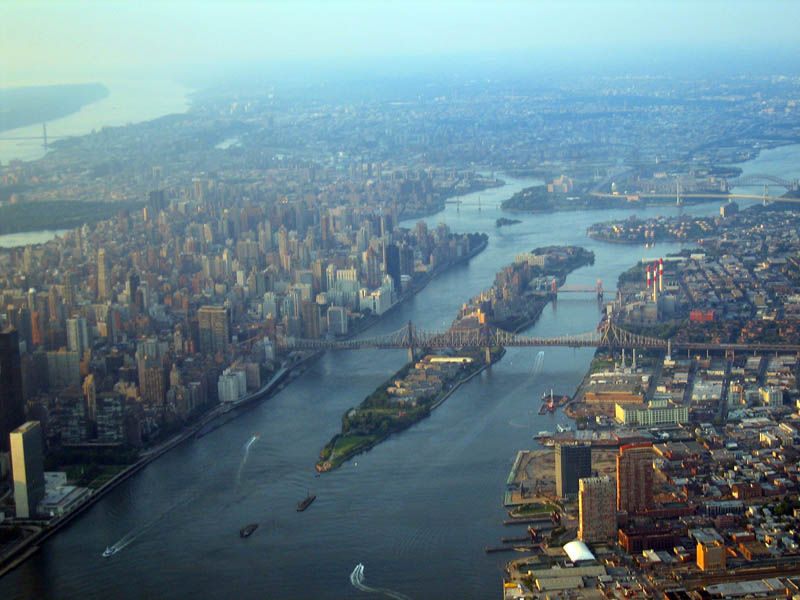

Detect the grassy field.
xmin=332 ymin=434 xmax=375 ymax=457
xmin=65 ymin=464 xmax=128 ymax=489
xmin=510 ymin=502 xmax=560 ymax=517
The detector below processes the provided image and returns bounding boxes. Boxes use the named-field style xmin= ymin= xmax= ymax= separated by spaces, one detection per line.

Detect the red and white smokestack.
xmin=646 ymin=265 xmax=651 ymax=288
xmin=659 ymin=257 xmax=664 ymax=293
xmin=652 ymin=262 xmax=658 ymax=302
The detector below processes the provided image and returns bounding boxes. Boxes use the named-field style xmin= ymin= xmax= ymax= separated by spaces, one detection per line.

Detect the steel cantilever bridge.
xmin=277 ymin=321 xmax=800 ymax=357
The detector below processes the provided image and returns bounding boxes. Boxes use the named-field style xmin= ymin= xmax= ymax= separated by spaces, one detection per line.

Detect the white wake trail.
xmin=531 ymin=350 xmax=544 ymax=380
xmin=103 ymin=494 xmax=193 ymax=556
xmin=235 ymin=434 xmax=259 ymax=488
xmin=349 ymin=564 xmax=412 ymax=600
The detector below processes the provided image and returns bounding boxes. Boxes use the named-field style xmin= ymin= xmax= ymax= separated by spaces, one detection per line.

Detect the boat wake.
xmin=101 ymin=494 xmax=193 ymax=557
xmin=101 ymin=526 xmax=146 ymax=557
xmin=531 ymin=351 xmax=544 ymax=380
xmin=235 ymin=433 xmax=260 ymax=488
xmin=349 ymin=563 xmax=412 ymax=600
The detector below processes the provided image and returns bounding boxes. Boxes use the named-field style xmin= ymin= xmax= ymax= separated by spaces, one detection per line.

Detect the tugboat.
xmin=296 ymin=492 xmax=316 ymax=512
xmin=540 ymin=389 xmax=569 ymax=413
xmin=239 ymin=523 xmax=259 ymax=538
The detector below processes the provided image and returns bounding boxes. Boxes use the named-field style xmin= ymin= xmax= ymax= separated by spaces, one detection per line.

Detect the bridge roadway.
xmin=277 ymin=322 xmax=800 ymax=354
xmin=590 ymin=191 xmax=800 ymax=203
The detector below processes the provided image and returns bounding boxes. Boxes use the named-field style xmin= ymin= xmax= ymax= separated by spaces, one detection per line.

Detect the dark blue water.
xmin=3 ymin=145 xmax=798 ymax=599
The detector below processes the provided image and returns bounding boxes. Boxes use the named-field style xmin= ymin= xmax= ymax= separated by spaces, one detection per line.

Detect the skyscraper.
xmin=384 ymin=243 xmax=402 ymax=293
xmin=578 ymin=475 xmax=617 ymax=544
xmin=97 ymin=248 xmax=111 ymax=300
xmin=197 ymin=305 xmax=230 ymax=355
xmin=362 ymin=247 xmax=382 ymax=289
xmin=10 ymin=421 xmax=45 ymax=519
xmin=301 ymin=300 xmax=320 ymax=339
xmin=327 ymin=306 xmax=348 ymax=336
xmin=62 ymin=272 xmax=74 ymax=309
xmin=0 ymin=329 xmax=25 ymax=453
xmin=555 ymin=442 xmax=592 ymax=498
xmin=616 ymin=442 xmax=654 ymax=513
xmin=126 ymin=272 xmax=140 ymax=300
xmin=46 ymin=349 xmax=81 ymax=389
xmin=66 ymin=316 xmax=89 ymax=356
xmin=139 ymin=356 xmax=166 ymax=407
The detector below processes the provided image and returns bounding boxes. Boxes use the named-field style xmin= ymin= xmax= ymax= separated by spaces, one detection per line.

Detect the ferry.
xmin=102 ymin=546 xmax=117 ymax=557
xmin=296 ymin=492 xmax=316 ymax=512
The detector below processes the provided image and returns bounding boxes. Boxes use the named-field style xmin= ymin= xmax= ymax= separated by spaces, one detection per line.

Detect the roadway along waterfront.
xmin=2 ymin=145 xmax=799 ymax=599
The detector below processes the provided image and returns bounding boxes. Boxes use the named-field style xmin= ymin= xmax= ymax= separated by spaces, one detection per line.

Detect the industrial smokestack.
xmin=646 ymin=265 xmax=651 ymax=289
xmin=659 ymin=257 xmax=664 ymax=293
xmin=652 ymin=262 xmax=658 ymax=303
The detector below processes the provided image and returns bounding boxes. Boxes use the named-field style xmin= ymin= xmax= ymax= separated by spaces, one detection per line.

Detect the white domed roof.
xmin=563 ymin=540 xmax=595 ymax=563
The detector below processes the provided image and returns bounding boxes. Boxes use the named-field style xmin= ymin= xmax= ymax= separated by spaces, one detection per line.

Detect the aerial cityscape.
xmin=2 ymin=1 xmax=800 ymax=598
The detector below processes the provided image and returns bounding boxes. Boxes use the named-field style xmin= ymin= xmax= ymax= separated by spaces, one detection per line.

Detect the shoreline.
xmin=316 ymin=347 xmax=507 ymax=472
xmin=399 ymin=179 xmax=505 ymax=221
xmin=0 ymin=347 xmax=318 ymax=577
xmin=317 ymin=246 xmax=594 ymax=472
xmin=332 ymin=236 xmax=488 ymax=340
xmin=0 ymin=200 xmax=494 ymax=578
xmin=1 ymin=79 xmax=192 ymax=164
xmin=502 ymin=196 xmax=731 ymax=215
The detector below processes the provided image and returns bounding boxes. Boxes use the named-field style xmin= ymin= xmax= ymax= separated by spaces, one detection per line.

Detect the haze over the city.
xmin=3 ymin=1 xmax=800 ymax=599
xmin=3 ymin=0 xmax=800 ymax=86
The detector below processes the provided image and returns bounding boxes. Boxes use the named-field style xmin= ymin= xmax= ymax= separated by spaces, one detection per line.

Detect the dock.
xmin=503 ymin=517 xmax=555 ymax=526
xmin=485 ymin=544 xmax=540 ymax=554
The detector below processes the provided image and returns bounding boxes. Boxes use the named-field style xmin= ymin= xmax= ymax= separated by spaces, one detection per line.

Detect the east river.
xmin=2 ymin=145 xmax=799 ymax=599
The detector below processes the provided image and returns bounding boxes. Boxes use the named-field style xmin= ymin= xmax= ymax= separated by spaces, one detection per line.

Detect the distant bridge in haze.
xmin=0 ymin=124 xmax=70 ymax=149
xmin=724 ymin=174 xmax=797 ymax=191
xmin=590 ymin=172 xmax=800 ymax=206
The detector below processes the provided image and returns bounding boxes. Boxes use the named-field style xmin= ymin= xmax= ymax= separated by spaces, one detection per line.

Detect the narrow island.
xmin=316 ymin=245 xmax=594 ymax=471
xmin=316 ymin=348 xmax=502 ymax=472
xmin=455 ymin=245 xmax=595 ymax=334
xmin=496 ymin=217 xmax=522 ymax=228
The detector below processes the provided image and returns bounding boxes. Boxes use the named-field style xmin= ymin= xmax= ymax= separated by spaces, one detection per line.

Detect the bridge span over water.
xmin=277 ymin=321 xmax=800 ymax=360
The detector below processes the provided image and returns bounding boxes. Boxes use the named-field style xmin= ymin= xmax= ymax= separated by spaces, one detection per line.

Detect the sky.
xmin=2 ymin=0 xmax=800 ymax=87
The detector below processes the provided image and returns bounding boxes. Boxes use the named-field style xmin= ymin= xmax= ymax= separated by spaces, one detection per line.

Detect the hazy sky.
xmin=2 ymin=0 xmax=799 ymax=86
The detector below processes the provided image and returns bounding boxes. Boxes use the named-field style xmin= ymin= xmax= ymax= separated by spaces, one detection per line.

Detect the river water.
xmin=0 ymin=80 xmax=190 ymax=164
xmin=2 ymin=146 xmax=799 ymax=599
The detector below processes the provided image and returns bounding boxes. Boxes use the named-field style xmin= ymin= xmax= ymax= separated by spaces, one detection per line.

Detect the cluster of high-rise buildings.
xmin=0 ymin=163 xmax=488 ymax=515
xmin=555 ymin=441 xmax=655 ymax=544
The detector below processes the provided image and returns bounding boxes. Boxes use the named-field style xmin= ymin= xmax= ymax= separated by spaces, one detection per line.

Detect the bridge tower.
xmin=407 ymin=320 xmax=415 ymax=362
xmin=764 ymin=184 xmax=769 ymax=206
xmin=481 ymin=323 xmax=492 ymax=365
xmin=42 ymin=123 xmax=48 ymax=150
xmin=675 ymin=179 xmax=681 ymax=206
xmin=596 ymin=279 xmax=603 ymax=300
